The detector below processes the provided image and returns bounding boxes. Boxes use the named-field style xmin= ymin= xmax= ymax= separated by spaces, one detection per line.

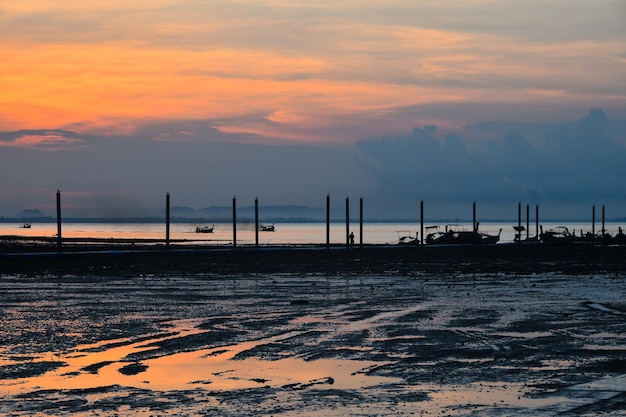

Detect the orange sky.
xmin=2 ymin=1 xmax=625 ymax=145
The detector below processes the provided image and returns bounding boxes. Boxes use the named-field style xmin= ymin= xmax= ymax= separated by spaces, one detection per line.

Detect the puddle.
xmin=423 ymin=382 xmax=566 ymax=414
xmin=0 ymin=320 xmax=400 ymax=395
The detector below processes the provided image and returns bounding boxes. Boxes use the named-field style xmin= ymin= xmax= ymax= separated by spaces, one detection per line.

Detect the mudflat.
xmin=1 ymin=250 xmax=625 ymax=415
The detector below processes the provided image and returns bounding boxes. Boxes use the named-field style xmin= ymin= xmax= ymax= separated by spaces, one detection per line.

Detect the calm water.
xmin=1 ymin=221 xmax=623 ymax=245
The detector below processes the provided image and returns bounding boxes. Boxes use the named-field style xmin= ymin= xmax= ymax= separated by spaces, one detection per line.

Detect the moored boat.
xmin=426 ymin=224 xmax=501 ymax=245
xmin=195 ymin=225 xmax=214 ymax=233
xmin=539 ymin=226 xmax=576 ymax=245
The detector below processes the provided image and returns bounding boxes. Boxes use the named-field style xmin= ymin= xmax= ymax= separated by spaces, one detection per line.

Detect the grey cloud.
xmin=356 ymin=109 xmax=626 ymax=217
xmin=1 ymin=109 xmax=625 ymax=220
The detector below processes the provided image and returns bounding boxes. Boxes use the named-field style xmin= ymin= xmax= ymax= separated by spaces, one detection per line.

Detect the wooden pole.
xmin=526 ymin=204 xmax=530 ymax=240
xmin=345 ymin=196 xmax=350 ymax=249
xmin=359 ymin=196 xmax=363 ymax=248
xmin=165 ymin=192 xmax=170 ymax=248
xmin=602 ymin=205 xmax=606 ymax=238
xmin=255 ymin=197 xmax=259 ymax=247
xmin=56 ymin=189 xmax=62 ymax=250
xmin=232 ymin=196 xmax=237 ymax=248
xmin=326 ymin=194 xmax=330 ymax=250
xmin=472 ymin=201 xmax=476 ymax=232
xmin=535 ymin=205 xmax=539 ymax=242
xmin=592 ymin=205 xmax=595 ymax=242
xmin=420 ymin=200 xmax=424 ymax=247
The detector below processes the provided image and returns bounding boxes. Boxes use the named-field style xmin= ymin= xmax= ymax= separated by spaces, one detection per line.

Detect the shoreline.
xmin=2 ymin=240 xmax=626 ymax=275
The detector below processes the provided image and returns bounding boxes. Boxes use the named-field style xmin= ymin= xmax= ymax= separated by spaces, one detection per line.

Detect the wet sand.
xmin=1 ymin=244 xmax=626 ymax=415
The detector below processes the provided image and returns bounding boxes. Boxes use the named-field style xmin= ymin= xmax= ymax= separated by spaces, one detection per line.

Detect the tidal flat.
xmin=1 ymin=268 xmax=625 ymax=416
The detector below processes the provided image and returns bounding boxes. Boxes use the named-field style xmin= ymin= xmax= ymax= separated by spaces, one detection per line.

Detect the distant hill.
xmin=16 ymin=209 xmax=47 ymax=218
xmin=169 ymin=205 xmax=326 ymax=222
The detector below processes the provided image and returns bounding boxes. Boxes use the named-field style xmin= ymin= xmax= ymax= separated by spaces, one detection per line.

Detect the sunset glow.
xmin=2 ymin=1 xmax=624 ymax=143
xmin=1 ymin=1 xmax=625 ymax=217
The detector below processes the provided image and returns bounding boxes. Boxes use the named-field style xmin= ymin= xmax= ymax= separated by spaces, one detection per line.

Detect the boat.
xmin=21 ymin=223 xmax=31 ymax=228
xmin=512 ymin=225 xmax=538 ymax=243
xmin=539 ymin=226 xmax=576 ymax=245
xmin=426 ymin=224 xmax=501 ymax=245
xmin=396 ymin=230 xmax=419 ymax=245
xmin=612 ymin=227 xmax=626 ymax=245
xmin=195 ymin=225 xmax=214 ymax=233
xmin=259 ymin=223 xmax=275 ymax=232
xmin=479 ymin=228 xmax=502 ymax=244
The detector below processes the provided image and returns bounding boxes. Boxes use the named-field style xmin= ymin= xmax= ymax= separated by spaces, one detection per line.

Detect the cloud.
xmin=0 ymin=130 xmax=87 ymax=150
xmin=356 ymin=109 xmax=626 ymax=217
xmin=2 ymin=1 xmax=624 ymax=141
xmin=0 ymin=109 xmax=624 ymax=219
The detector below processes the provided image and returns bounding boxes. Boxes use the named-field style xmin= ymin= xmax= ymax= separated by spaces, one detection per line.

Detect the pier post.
xmin=232 ymin=196 xmax=237 ymax=248
xmin=472 ymin=201 xmax=476 ymax=232
xmin=359 ymin=196 xmax=363 ymax=248
xmin=602 ymin=205 xmax=606 ymax=239
xmin=255 ymin=197 xmax=259 ymax=247
xmin=518 ymin=202 xmax=521 ymax=232
xmin=526 ymin=204 xmax=530 ymax=240
xmin=535 ymin=205 xmax=539 ymax=242
xmin=346 ymin=196 xmax=350 ymax=249
xmin=592 ymin=205 xmax=595 ymax=242
xmin=56 ymin=189 xmax=62 ymax=250
xmin=420 ymin=200 xmax=424 ymax=247
xmin=165 ymin=192 xmax=170 ymax=249
xmin=326 ymin=194 xmax=330 ymax=250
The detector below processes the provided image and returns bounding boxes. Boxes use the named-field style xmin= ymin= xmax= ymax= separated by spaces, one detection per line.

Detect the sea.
xmin=1 ymin=221 xmax=623 ymax=246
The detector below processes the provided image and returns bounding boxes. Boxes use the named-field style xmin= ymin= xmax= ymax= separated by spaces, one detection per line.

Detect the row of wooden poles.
xmin=515 ymin=202 xmax=610 ymax=240
xmin=53 ymin=190 xmax=611 ymax=249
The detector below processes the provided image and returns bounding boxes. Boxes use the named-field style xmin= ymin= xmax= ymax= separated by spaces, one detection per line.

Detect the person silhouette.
xmin=349 ymin=232 xmax=355 ymax=246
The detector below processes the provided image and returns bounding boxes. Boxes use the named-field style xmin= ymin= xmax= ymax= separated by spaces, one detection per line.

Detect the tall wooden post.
xmin=592 ymin=205 xmax=595 ymax=242
xmin=345 ymin=196 xmax=350 ymax=249
xmin=165 ymin=192 xmax=170 ymax=248
xmin=420 ymin=200 xmax=424 ymax=246
xmin=326 ymin=194 xmax=330 ymax=250
xmin=359 ymin=196 xmax=363 ymax=248
xmin=535 ymin=205 xmax=539 ymax=243
xmin=232 ymin=196 xmax=237 ymax=248
xmin=56 ymin=189 xmax=62 ymax=250
xmin=526 ymin=204 xmax=530 ymax=240
xmin=472 ymin=201 xmax=477 ymax=232
xmin=602 ymin=205 xmax=606 ymax=238
xmin=255 ymin=197 xmax=259 ymax=247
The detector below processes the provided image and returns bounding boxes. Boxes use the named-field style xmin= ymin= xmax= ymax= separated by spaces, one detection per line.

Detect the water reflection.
xmin=0 ymin=320 xmax=400 ymax=396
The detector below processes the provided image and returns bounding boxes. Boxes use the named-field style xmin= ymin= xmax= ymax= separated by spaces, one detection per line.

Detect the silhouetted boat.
xmin=21 ymin=223 xmax=31 ymax=228
xmin=195 ymin=225 xmax=214 ymax=233
xmin=539 ymin=226 xmax=576 ymax=245
xmin=396 ymin=230 xmax=419 ymax=245
xmin=612 ymin=227 xmax=626 ymax=245
xmin=426 ymin=224 xmax=501 ymax=245
xmin=259 ymin=223 xmax=275 ymax=232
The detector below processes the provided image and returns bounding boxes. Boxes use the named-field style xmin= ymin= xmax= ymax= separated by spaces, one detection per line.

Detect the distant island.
xmin=1 ymin=203 xmax=624 ymax=224
xmin=3 ymin=205 xmax=328 ymax=223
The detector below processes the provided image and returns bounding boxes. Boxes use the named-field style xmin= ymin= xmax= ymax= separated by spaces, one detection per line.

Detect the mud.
xmin=1 ymin=264 xmax=626 ymax=415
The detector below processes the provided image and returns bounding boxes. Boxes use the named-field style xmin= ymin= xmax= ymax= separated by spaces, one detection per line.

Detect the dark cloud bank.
xmin=356 ymin=108 xmax=626 ymax=219
xmin=1 ymin=109 xmax=625 ymax=220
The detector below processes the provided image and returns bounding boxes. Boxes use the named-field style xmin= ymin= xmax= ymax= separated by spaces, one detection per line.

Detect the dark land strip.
xmin=2 ymin=241 xmax=625 ymax=275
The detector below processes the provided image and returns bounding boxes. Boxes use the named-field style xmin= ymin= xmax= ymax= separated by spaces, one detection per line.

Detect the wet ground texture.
xmin=1 ymin=251 xmax=626 ymax=416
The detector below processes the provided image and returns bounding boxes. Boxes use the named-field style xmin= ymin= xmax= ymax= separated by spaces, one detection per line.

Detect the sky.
xmin=1 ymin=1 xmax=625 ymax=220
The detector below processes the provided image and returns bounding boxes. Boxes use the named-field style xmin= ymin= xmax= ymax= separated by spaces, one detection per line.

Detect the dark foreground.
xmin=1 ymin=243 xmax=626 ymax=416
xmin=2 ymin=242 xmax=626 ymax=276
